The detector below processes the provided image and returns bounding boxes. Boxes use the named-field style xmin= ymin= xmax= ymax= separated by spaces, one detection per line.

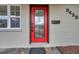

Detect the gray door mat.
xmin=29 ymin=48 xmax=46 ymax=54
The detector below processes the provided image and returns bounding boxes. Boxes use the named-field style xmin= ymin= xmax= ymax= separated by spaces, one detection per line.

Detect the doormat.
xmin=29 ymin=48 xmax=46 ymax=54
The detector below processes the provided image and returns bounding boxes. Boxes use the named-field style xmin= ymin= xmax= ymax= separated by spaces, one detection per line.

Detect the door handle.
xmin=31 ymin=27 xmax=33 ymax=32
xmin=31 ymin=26 xmax=34 ymax=32
xmin=31 ymin=29 xmax=33 ymax=32
xmin=31 ymin=23 xmax=34 ymax=32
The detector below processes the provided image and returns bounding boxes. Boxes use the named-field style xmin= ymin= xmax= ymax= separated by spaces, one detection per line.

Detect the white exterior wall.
xmin=0 ymin=4 xmax=79 ymax=48
xmin=0 ymin=5 xmax=30 ymax=48
xmin=49 ymin=4 xmax=79 ymax=46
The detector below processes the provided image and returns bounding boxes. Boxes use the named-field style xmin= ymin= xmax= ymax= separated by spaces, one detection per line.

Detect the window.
xmin=34 ymin=10 xmax=44 ymax=38
xmin=0 ymin=5 xmax=20 ymax=31
xmin=11 ymin=17 xmax=20 ymax=28
xmin=10 ymin=6 xmax=20 ymax=16
xmin=0 ymin=19 xmax=7 ymax=28
xmin=10 ymin=6 xmax=20 ymax=28
xmin=0 ymin=5 xmax=8 ymax=28
xmin=0 ymin=6 xmax=7 ymax=15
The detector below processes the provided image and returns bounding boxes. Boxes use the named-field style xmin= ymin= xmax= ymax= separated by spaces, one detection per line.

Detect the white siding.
xmin=0 ymin=4 xmax=79 ymax=48
xmin=49 ymin=5 xmax=79 ymax=46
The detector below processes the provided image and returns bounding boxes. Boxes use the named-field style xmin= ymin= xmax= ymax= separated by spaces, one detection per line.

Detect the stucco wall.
xmin=0 ymin=5 xmax=30 ymax=48
xmin=0 ymin=4 xmax=79 ymax=48
xmin=49 ymin=5 xmax=79 ymax=46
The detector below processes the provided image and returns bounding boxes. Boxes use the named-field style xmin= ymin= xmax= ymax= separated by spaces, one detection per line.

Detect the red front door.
xmin=30 ymin=5 xmax=48 ymax=43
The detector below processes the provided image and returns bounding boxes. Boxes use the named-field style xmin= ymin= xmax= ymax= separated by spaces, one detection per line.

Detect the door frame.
xmin=30 ymin=5 xmax=49 ymax=43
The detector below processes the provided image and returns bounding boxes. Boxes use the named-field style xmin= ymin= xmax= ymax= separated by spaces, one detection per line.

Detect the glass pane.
xmin=0 ymin=19 xmax=7 ymax=28
xmin=16 ymin=6 xmax=20 ymax=16
xmin=0 ymin=6 xmax=7 ymax=15
xmin=10 ymin=6 xmax=15 ymax=15
xmin=35 ymin=10 xmax=44 ymax=16
xmin=34 ymin=10 xmax=44 ymax=38
xmin=11 ymin=17 xmax=20 ymax=28
xmin=10 ymin=6 xmax=20 ymax=16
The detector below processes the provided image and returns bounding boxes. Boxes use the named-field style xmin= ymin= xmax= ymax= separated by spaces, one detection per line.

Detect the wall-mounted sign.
xmin=51 ymin=20 xmax=60 ymax=24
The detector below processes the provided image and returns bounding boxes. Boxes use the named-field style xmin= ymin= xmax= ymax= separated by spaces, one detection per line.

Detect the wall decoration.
xmin=51 ymin=20 xmax=60 ymax=24
xmin=66 ymin=8 xmax=69 ymax=12
xmin=75 ymin=15 xmax=78 ymax=19
xmin=66 ymin=8 xmax=79 ymax=20
xmin=69 ymin=11 xmax=72 ymax=14
xmin=72 ymin=13 xmax=75 ymax=17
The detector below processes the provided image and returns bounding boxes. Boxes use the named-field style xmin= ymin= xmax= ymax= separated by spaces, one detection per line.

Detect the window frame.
xmin=0 ymin=5 xmax=21 ymax=31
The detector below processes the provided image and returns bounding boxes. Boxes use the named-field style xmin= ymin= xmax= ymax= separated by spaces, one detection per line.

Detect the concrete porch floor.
xmin=0 ymin=46 xmax=79 ymax=54
xmin=0 ymin=47 xmax=61 ymax=54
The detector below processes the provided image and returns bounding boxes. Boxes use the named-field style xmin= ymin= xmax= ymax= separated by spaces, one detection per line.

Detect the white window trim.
xmin=0 ymin=5 xmax=21 ymax=32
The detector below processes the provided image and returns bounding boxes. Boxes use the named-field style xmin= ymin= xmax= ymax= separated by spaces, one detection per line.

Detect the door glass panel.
xmin=34 ymin=10 xmax=44 ymax=38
